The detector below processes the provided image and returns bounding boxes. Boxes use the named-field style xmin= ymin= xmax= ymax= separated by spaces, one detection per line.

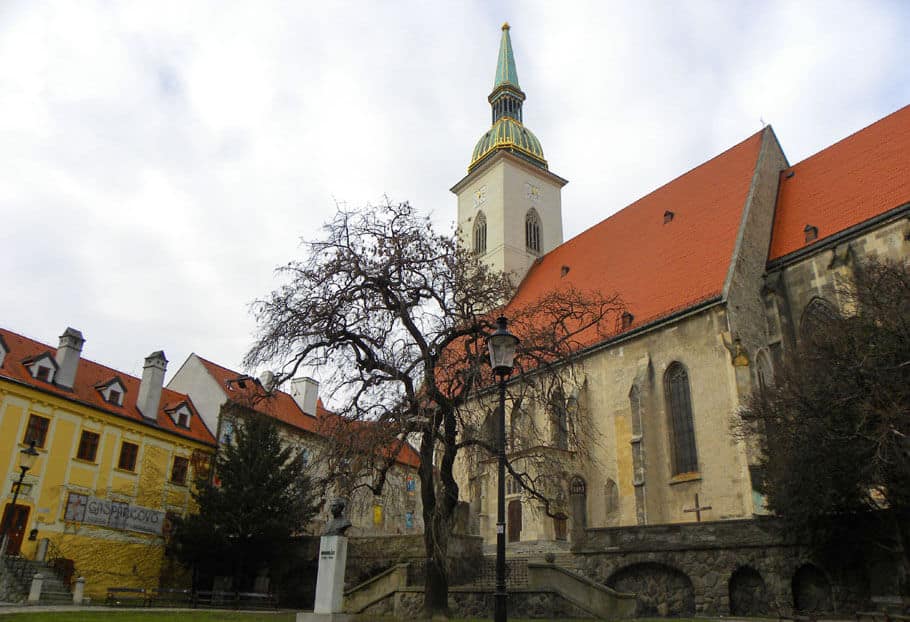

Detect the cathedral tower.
xmin=451 ymin=23 xmax=567 ymax=283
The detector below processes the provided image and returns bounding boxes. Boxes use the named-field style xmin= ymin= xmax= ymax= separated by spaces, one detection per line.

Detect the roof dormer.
xmin=165 ymin=401 xmax=193 ymax=429
xmin=24 ymin=352 xmax=58 ymax=384
xmin=226 ymin=375 xmax=254 ymax=391
xmin=0 ymin=334 xmax=8 ymax=368
xmin=95 ymin=377 xmax=127 ymax=407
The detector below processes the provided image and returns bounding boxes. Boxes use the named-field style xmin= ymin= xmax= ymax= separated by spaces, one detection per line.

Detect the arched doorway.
xmin=729 ymin=566 xmax=769 ymax=616
xmin=507 ymin=500 xmax=521 ymax=542
xmin=569 ymin=476 xmax=587 ymax=542
xmin=792 ymin=564 xmax=833 ymax=613
xmin=607 ymin=562 xmax=695 ymax=616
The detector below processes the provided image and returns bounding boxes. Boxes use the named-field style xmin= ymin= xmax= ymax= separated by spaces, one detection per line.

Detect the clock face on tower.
xmin=525 ymin=182 xmax=541 ymax=202
xmin=473 ymin=185 xmax=487 ymax=208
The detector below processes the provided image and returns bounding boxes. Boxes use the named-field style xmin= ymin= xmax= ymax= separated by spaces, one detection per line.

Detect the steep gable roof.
xmin=509 ymin=130 xmax=767 ymax=339
xmin=194 ymin=355 xmax=324 ymax=434
xmin=769 ymin=104 xmax=910 ymax=261
xmin=193 ymin=355 xmax=420 ymax=468
xmin=0 ymin=327 xmax=216 ymax=446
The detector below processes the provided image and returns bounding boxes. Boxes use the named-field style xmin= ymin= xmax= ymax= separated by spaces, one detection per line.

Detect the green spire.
xmin=494 ymin=22 xmax=520 ymax=89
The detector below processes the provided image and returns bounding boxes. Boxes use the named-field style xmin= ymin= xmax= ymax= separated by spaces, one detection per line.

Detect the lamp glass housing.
xmin=487 ymin=316 xmax=519 ymax=377
xmin=19 ymin=440 xmax=39 ymax=472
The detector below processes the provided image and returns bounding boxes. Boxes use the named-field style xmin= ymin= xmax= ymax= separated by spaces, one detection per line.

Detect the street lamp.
xmin=486 ymin=316 xmax=519 ymax=622
xmin=0 ymin=440 xmax=39 ymax=556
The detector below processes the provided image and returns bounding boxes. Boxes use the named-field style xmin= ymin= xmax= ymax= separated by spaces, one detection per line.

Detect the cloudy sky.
xmin=2 ymin=1 xmax=908 ymax=388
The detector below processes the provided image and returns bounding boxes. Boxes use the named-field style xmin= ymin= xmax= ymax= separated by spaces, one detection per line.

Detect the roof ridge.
xmin=788 ymin=103 xmax=910 ymax=168
xmin=521 ymin=129 xmax=765 ymax=281
xmin=1 ymin=327 xmax=153 ymax=385
xmin=563 ymin=129 xmax=765 ymax=250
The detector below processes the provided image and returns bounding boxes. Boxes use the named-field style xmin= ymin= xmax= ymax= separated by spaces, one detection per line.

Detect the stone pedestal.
xmin=27 ymin=573 xmax=43 ymax=603
xmin=73 ymin=577 xmax=86 ymax=605
xmin=314 ymin=535 xmax=347 ymax=614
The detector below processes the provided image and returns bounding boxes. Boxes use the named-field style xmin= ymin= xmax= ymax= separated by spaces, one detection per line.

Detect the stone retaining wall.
xmin=571 ymin=517 xmax=886 ymax=616
xmin=360 ymin=587 xmax=596 ymax=619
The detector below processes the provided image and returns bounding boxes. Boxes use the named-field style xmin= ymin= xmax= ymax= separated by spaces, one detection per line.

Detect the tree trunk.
xmin=423 ymin=518 xmax=450 ymax=616
xmin=419 ymin=425 xmax=452 ymax=617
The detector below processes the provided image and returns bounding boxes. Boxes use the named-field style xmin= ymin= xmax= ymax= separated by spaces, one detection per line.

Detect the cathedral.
xmin=454 ymin=24 xmax=910 ymax=547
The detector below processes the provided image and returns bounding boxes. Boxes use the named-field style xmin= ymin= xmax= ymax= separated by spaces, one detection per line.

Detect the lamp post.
xmin=486 ymin=316 xmax=519 ymax=622
xmin=0 ymin=440 xmax=39 ymax=556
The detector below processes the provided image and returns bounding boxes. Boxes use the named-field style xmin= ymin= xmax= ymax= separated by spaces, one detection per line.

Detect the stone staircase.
xmin=482 ymin=539 xmax=583 ymax=572
xmin=2 ymin=556 xmax=74 ymax=604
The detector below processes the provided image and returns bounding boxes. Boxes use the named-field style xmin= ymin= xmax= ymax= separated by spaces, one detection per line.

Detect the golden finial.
xmin=502 ymin=22 xmax=510 ymax=30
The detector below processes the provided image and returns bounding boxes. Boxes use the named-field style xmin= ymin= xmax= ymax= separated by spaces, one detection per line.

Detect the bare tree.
xmin=245 ymin=200 xmax=622 ymax=615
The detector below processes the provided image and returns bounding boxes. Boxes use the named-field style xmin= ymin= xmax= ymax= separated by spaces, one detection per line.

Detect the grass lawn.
xmin=0 ymin=612 xmax=714 ymax=622
xmin=0 ymin=612 xmax=294 ymax=622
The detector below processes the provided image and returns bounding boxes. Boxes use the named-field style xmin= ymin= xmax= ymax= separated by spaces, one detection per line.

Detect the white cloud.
xmin=1 ymin=0 xmax=907 ymax=384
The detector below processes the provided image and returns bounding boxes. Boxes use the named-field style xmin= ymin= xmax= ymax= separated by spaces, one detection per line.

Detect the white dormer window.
xmin=166 ymin=402 xmax=193 ymax=429
xmin=26 ymin=353 xmax=57 ymax=384
xmin=96 ymin=378 xmax=127 ymax=406
xmin=0 ymin=335 xmax=8 ymax=368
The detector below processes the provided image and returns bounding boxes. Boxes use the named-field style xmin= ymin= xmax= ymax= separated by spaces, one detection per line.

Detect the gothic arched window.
xmin=755 ymin=350 xmax=774 ymax=390
xmin=664 ymin=362 xmax=698 ymax=475
xmin=799 ymin=296 xmax=838 ymax=343
xmin=549 ymin=388 xmax=569 ymax=450
xmin=473 ymin=211 xmax=487 ymax=255
xmin=525 ymin=208 xmax=541 ymax=254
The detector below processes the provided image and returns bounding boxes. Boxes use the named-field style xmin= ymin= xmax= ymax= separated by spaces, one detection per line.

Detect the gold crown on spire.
xmin=502 ymin=22 xmax=510 ymax=30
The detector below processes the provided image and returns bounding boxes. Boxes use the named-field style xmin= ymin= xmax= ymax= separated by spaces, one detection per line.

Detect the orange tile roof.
xmin=769 ymin=104 xmax=910 ymax=261
xmin=194 ymin=356 xmax=420 ymax=468
xmin=195 ymin=355 xmax=324 ymax=434
xmin=0 ymin=327 xmax=216 ymax=446
xmin=507 ymin=130 xmax=766 ymax=340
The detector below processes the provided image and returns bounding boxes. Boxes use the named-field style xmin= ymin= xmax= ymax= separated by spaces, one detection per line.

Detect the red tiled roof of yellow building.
xmin=0 ymin=327 xmax=216 ymax=446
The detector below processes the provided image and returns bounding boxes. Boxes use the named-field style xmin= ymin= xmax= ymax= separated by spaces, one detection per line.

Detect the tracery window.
xmin=525 ymin=208 xmax=541 ymax=253
xmin=799 ymin=296 xmax=838 ymax=342
xmin=473 ymin=211 xmax=487 ymax=255
xmin=664 ymin=362 xmax=698 ymax=475
xmin=549 ymin=388 xmax=569 ymax=450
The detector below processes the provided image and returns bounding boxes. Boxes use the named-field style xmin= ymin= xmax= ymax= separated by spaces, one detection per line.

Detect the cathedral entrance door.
xmin=1 ymin=503 xmax=30 ymax=555
xmin=507 ymin=500 xmax=522 ymax=542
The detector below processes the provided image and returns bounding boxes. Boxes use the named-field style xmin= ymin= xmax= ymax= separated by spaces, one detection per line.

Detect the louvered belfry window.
xmin=665 ymin=363 xmax=698 ymax=475
xmin=473 ymin=211 xmax=487 ymax=254
xmin=525 ymin=209 xmax=541 ymax=253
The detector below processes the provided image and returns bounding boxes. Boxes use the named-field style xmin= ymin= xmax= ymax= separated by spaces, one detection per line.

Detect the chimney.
xmin=290 ymin=376 xmax=319 ymax=416
xmin=137 ymin=351 xmax=168 ymax=420
xmin=55 ymin=327 xmax=85 ymax=388
xmin=259 ymin=371 xmax=276 ymax=392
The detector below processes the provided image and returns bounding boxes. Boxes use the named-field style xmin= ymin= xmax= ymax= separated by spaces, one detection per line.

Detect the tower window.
xmin=526 ymin=208 xmax=541 ymax=253
xmin=473 ymin=211 xmax=487 ymax=255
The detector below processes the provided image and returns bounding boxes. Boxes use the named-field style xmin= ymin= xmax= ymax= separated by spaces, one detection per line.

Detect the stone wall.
xmin=360 ymin=586 xmax=600 ymax=619
xmin=573 ymin=517 xmax=878 ymax=616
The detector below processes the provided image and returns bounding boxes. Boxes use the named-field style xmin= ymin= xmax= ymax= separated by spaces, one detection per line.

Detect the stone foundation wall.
xmin=573 ymin=517 xmax=886 ymax=616
xmin=361 ymin=587 xmax=596 ymax=619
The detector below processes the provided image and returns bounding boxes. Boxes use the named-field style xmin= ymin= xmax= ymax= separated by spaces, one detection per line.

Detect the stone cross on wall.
xmin=683 ymin=493 xmax=712 ymax=522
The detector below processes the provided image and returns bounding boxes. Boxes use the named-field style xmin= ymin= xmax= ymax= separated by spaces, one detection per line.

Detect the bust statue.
xmin=323 ymin=497 xmax=352 ymax=536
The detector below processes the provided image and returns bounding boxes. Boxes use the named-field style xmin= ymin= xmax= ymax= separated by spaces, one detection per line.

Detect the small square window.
xmin=118 ymin=442 xmax=138 ymax=471
xmin=35 ymin=366 xmax=51 ymax=382
xmin=76 ymin=431 xmax=100 ymax=462
xmin=108 ymin=390 xmax=122 ymax=405
xmin=171 ymin=456 xmax=189 ymax=485
xmin=24 ymin=414 xmax=50 ymax=448
xmin=177 ymin=412 xmax=189 ymax=428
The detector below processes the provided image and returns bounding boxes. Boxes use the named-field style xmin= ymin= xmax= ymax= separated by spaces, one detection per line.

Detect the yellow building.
xmin=0 ymin=326 xmax=216 ymax=600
